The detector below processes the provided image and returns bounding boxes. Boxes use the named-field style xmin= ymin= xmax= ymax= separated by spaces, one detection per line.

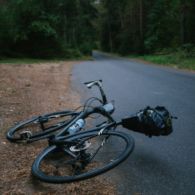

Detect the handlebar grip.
xmin=84 ymin=79 xmax=107 ymax=104
xmin=84 ymin=80 xmax=102 ymax=88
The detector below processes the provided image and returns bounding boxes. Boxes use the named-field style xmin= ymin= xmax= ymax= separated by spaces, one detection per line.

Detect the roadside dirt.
xmin=0 ymin=62 xmax=117 ymax=194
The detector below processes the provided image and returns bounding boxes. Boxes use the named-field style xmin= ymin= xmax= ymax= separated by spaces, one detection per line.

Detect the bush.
xmin=62 ymin=48 xmax=82 ymax=59
xmin=0 ymin=0 xmax=97 ymax=59
xmin=179 ymin=44 xmax=195 ymax=57
xmin=79 ymin=42 xmax=93 ymax=55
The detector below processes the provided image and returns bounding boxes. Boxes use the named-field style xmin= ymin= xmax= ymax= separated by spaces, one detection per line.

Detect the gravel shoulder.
xmin=0 ymin=61 xmax=116 ymax=194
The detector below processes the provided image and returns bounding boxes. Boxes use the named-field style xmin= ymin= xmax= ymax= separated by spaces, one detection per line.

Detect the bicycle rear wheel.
xmin=31 ymin=130 xmax=134 ymax=183
xmin=7 ymin=110 xmax=79 ymax=143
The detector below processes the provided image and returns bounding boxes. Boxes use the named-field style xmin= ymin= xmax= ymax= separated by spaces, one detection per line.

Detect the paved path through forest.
xmin=72 ymin=51 xmax=195 ymax=195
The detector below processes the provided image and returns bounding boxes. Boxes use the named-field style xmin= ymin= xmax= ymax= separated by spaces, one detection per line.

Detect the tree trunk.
xmin=180 ymin=2 xmax=190 ymax=45
xmin=139 ymin=0 xmax=144 ymax=53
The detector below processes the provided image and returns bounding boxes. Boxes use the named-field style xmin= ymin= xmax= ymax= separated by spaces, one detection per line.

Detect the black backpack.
xmin=122 ymin=106 xmax=174 ymax=137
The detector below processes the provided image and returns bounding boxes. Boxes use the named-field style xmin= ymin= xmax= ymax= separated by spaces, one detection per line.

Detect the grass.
xmin=128 ymin=53 xmax=195 ymax=71
xmin=0 ymin=56 xmax=92 ymax=64
xmin=0 ymin=58 xmax=55 ymax=64
xmin=1 ymin=52 xmax=194 ymax=71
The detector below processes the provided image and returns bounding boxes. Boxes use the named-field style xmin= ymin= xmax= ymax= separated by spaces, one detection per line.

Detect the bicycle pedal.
xmin=19 ymin=131 xmax=32 ymax=139
xmin=70 ymin=141 xmax=91 ymax=152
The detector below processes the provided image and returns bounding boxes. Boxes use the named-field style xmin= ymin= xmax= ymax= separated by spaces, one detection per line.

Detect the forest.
xmin=0 ymin=0 xmax=194 ymax=59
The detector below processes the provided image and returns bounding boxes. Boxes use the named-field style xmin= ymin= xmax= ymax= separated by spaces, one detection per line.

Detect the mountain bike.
xmin=6 ymin=80 xmax=115 ymax=143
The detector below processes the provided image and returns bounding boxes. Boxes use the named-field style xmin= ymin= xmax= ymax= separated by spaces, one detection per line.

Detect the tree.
xmin=0 ymin=0 xmax=97 ymax=58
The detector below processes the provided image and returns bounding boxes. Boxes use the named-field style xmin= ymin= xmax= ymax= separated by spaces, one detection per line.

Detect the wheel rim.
xmin=32 ymin=131 xmax=134 ymax=183
xmin=7 ymin=112 xmax=79 ymax=142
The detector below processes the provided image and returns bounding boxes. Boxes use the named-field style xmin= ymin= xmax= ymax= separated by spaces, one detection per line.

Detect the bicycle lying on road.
xmin=6 ymin=80 xmax=175 ymax=183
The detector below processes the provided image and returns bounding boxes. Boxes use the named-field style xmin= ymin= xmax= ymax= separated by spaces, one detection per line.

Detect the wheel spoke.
xmin=7 ymin=111 xmax=79 ymax=142
xmin=32 ymin=131 xmax=134 ymax=183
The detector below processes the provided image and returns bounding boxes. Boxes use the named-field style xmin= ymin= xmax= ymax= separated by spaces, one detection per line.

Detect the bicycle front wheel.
xmin=31 ymin=130 xmax=134 ymax=183
xmin=7 ymin=110 xmax=79 ymax=143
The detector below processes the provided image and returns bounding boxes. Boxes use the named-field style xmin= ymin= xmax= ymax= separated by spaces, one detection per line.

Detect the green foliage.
xmin=144 ymin=0 xmax=180 ymax=51
xmin=0 ymin=0 xmax=97 ymax=58
xmin=179 ymin=44 xmax=195 ymax=57
xmin=98 ymin=0 xmax=195 ymax=55
xmin=1 ymin=0 xmax=195 ymax=58
xmin=29 ymin=21 xmax=57 ymax=37
xmin=134 ymin=46 xmax=195 ymax=70
xmin=0 ymin=4 xmax=14 ymax=56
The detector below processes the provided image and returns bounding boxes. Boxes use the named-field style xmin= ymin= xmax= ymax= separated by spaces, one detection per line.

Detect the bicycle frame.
xmin=27 ymin=80 xmax=115 ymax=143
xmin=55 ymin=104 xmax=115 ymax=137
xmin=53 ymin=122 xmax=117 ymax=143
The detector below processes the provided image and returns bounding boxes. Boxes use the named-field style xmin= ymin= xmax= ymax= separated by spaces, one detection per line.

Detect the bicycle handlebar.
xmin=84 ymin=80 xmax=108 ymax=104
xmin=84 ymin=80 xmax=103 ymax=88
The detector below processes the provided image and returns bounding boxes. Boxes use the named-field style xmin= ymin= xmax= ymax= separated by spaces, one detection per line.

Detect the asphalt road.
xmin=71 ymin=51 xmax=195 ymax=195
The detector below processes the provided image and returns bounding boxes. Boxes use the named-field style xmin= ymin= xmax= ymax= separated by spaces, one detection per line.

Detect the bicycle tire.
xmin=31 ymin=130 xmax=134 ymax=183
xmin=6 ymin=110 xmax=79 ymax=143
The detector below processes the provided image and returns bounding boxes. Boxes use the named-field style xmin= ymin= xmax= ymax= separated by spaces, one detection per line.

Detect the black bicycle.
xmin=7 ymin=80 xmax=174 ymax=183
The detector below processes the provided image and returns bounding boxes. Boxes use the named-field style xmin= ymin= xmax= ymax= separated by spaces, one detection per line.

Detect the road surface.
xmin=71 ymin=51 xmax=195 ymax=195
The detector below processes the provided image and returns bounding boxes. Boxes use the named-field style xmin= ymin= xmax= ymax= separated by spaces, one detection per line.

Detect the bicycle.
xmin=7 ymin=80 xmax=174 ymax=183
xmin=6 ymin=80 xmax=115 ymax=143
